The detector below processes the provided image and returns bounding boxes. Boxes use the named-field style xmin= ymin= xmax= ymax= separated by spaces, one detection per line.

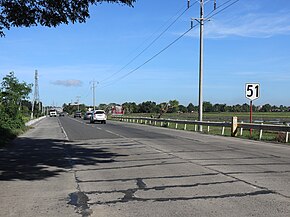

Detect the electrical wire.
xmin=206 ymin=0 xmax=240 ymax=20
xmin=205 ymin=0 xmax=235 ymax=18
xmin=99 ymin=0 xmax=240 ymax=89
xmin=99 ymin=26 xmax=197 ymax=89
xmin=100 ymin=1 xmax=198 ymax=83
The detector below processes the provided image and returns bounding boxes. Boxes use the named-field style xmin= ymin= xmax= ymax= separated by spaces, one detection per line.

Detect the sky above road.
xmin=1 ymin=0 xmax=290 ymax=107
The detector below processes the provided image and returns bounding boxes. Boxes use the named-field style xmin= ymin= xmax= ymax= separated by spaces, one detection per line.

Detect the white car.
xmin=90 ymin=110 xmax=107 ymax=124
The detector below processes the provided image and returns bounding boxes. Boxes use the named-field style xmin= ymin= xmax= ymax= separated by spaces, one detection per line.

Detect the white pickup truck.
xmin=49 ymin=109 xmax=57 ymax=117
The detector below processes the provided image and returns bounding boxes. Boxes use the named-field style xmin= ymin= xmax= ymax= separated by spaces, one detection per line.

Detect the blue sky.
xmin=1 ymin=0 xmax=290 ymax=107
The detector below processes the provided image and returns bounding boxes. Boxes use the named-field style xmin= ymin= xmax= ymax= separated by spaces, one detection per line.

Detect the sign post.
xmin=245 ymin=83 xmax=260 ymax=136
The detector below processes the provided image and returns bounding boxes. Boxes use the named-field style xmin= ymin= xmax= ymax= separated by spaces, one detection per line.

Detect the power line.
xmin=100 ymin=0 xmax=240 ymax=89
xmin=100 ymin=1 xmax=198 ymax=83
xmin=100 ymin=26 xmax=197 ymax=89
xmin=207 ymin=0 xmax=240 ymax=20
xmin=205 ymin=0 xmax=236 ymax=18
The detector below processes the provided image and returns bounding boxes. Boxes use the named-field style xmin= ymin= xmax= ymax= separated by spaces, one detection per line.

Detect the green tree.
xmin=98 ymin=103 xmax=108 ymax=110
xmin=212 ymin=103 xmax=227 ymax=112
xmin=138 ymin=101 xmax=157 ymax=113
xmin=187 ymin=103 xmax=195 ymax=113
xmin=168 ymin=100 xmax=179 ymax=113
xmin=178 ymin=105 xmax=187 ymax=113
xmin=0 ymin=72 xmax=32 ymax=144
xmin=0 ymin=0 xmax=136 ymax=37
xmin=1 ymin=72 xmax=32 ymax=118
xmin=203 ymin=101 xmax=213 ymax=112
xmin=122 ymin=102 xmax=138 ymax=114
xmin=260 ymin=104 xmax=272 ymax=112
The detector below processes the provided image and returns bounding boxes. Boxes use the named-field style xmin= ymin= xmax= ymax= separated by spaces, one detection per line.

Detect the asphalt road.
xmin=1 ymin=116 xmax=290 ymax=217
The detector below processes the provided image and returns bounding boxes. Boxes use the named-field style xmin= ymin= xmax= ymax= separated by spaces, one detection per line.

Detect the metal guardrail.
xmin=112 ymin=116 xmax=290 ymax=143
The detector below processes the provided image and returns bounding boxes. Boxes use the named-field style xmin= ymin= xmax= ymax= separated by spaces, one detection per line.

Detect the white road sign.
xmin=245 ymin=83 xmax=260 ymax=101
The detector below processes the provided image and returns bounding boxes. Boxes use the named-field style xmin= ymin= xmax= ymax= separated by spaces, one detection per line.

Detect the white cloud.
xmin=191 ymin=12 xmax=290 ymax=38
xmin=51 ymin=79 xmax=83 ymax=87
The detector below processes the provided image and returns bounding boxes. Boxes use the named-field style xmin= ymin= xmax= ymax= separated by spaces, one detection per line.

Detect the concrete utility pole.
xmin=91 ymin=81 xmax=99 ymax=111
xmin=193 ymin=0 xmax=216 ymax=131
xmin=92 ymin=81 xmax=96 ymax=111
xmin=197 ymin=0 xmax=204 ymax=131
xmin=76 ymin=96 xmax=80 ymax=111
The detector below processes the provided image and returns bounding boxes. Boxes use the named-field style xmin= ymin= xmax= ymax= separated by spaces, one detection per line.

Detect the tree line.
xmin=63 ymin=100 xmax=290 ymax=115
xmin=120 ymin=101 xmax=290 ymax=114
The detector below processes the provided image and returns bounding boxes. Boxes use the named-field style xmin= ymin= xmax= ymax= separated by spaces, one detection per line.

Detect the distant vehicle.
xmin=59 ymin=112 xmax=65 ymax=117
xmin=90 ymin=110 xmax=107 ymax=124
xmin=84 ymin=111 xmax=93 ymax=120
xmin=74 ymin=111 xmax=82 ymax=118
xmin=49 ymin=109 xmax=57 ymax=117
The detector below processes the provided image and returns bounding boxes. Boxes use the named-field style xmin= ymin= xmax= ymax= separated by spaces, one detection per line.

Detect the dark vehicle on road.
xmin=74 ymin=111 xmax=82 ymax=118
xmin=84 ymin=111 xmax=93 ymax=120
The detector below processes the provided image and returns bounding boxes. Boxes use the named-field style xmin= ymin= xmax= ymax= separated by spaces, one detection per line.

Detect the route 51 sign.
xmin=245 ymin=83 xmax=260 ymax=101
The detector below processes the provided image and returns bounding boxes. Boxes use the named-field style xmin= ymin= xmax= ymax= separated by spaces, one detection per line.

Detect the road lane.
xmin=58 ymin=116 xmax=121 ymax=141
xmin=58 ymin=116 xmax=290 ymax=216
xmin=1 ymin=116 xmax=290 ymax=217
xmin=0 ymin=117 xmax=79 ymax=217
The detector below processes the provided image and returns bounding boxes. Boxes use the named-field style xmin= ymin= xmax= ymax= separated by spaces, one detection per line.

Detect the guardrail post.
xmin=168 ymin=122 xmax=170 ymax=127
xmin=154 ymin=121 xmax=157 ymax=126
xmin=231 ymin=116 xmax=238 ymax=137
xmin=259 ymin=123 xmax=263 ymax=140
xmin=194 ymin=120 xmax=197 ymax=132
xmin=207 ymin=121 xmax=210 ymax=132
xmin=175 ymin=123 xmax=178 ymax=129
xmin=221 ymin=122 xmax=225 ymax=135
xmin=240 ymin=121 xmax=243 ymax=136
xmin=184 ymin=124 xmax=187 ymax=130
xmin=145 ymin=120 xmax=147 ymax=125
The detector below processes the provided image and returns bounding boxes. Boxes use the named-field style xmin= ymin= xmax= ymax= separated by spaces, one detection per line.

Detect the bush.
xmin=0 ymin=109 xmax=26 ymax=146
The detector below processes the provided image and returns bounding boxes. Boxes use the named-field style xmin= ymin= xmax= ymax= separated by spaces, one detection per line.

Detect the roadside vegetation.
xmin=0 ymin=72 xmax=33 ymax=146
